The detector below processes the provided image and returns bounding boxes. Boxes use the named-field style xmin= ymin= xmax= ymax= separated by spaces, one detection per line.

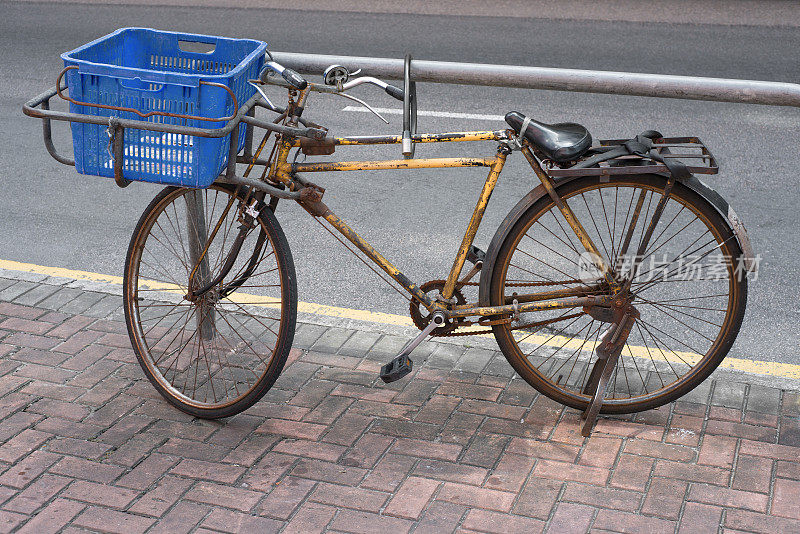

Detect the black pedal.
xmin=379 ymin=355 xmax=413 ymax=383
xmin=466 ymin=245 xmax=486 ymax=265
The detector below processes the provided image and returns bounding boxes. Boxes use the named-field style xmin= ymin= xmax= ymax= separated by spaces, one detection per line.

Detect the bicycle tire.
xmin=487 ymin=174 xmax=747 ymax=414
xmin=123 ymin=184 xmax=297 ymax=419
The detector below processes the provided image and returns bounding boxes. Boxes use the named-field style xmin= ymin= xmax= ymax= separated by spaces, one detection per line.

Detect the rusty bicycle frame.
xmin=250 ymin=80 xmax=617 ymax=326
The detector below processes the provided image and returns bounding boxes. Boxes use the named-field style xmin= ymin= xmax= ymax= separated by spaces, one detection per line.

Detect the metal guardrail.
xmin=272 ymin=52 xmax=800 ymax=108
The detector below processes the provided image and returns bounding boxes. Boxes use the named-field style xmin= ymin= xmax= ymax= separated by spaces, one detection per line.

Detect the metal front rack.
xmin=547 ymin=136 xmax=718 ymax=178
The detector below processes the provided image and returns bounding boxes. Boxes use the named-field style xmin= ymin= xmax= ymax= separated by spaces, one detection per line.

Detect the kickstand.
xmin=580 ymin=309 xmax=637 ymax=437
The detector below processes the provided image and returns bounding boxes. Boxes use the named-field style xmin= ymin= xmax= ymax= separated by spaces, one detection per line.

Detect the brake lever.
xmin=247 ymin=80 xmax=278 ymax=112
xmin=331 ymin=92 xmax=389 ymax=124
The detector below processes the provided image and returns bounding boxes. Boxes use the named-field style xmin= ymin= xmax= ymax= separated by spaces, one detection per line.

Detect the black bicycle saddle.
xmin=505 ymin=111 xmax=592 ymax=163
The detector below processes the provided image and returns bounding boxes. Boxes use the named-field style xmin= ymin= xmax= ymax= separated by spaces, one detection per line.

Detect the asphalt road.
xmin=2 ymin=2 xmax=799 ymax=364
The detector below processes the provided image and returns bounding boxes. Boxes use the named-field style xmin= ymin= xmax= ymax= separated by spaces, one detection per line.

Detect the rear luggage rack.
xmin=547 ymin=136 xmax=718 ymax=178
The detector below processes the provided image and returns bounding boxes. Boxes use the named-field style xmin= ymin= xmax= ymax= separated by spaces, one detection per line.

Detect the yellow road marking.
xmin=1 ymin=258 xmax=797 ymax=380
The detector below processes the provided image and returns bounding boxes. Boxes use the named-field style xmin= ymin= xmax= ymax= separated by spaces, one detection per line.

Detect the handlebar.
xmin=263 ymin=60 xmax=308 ymax=90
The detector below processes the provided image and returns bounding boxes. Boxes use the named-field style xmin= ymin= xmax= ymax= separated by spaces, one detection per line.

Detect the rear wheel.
xmin=123 ymin=184 xmax=297 ymax=419
xmin=488 ymin=174 xmax=747 ymax=413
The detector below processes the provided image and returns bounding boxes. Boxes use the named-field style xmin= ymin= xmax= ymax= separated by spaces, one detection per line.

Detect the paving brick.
xmin=0 ymin=429 xmax=52 ymax=463
xmin=128 ymin=475 xmax=193 ymax=517
xmin=653 ymin=460 xmax=731 ymax=486
xmin=301 ymin=395 xmax=353 ymax=425
xmin=483 ymin=452 xmax=535 ymax=492
xmin=383 ymin=476 xmax=439 ymax=519
xmin=459 ymin=398 xmax=526 ymax=421
xmin=771 ymin=478 xmax=800 ymax=520
xmin=3 ymin=473 xmax=70 ymax=514
xmin=340 ymin=433 xmax=393 ymax=469
xmin=454 ymin=347 xmax=494 ymax=374
xmin=49 ymin=455 xmax=125 ymax=484
xmin=6 ymin=333 xmax=60 ymax=351
xmin=290 ymin=458 xmax=367 ymax=486
xmin=678 ymin=502 xmax=722 ymax=534
xmin=239 ymin=452 xmax=296 ymax=491
xmin=0 ymin=317 xmax=56 ymax=336
xmin=711 ymin=381 xmax=747 ymax=409
xmin=437 ymin=482 xmax=515 ymax=512
xmin=438 ymin=381 xmax=501 ymax=402
xmin=480 ymin=416 xmax=550 ymax=440
xmin=361 ymin=453 xmax=417 ymax=492
xmin=349 ymin=398 xmax=416 ymax=419
xmin=337 ymin=330 xmax=381 ymax=358
xmin=13 ymin=284 xmax=61 ymax=307
xmin=415 ymin=500 xmax=468 ymax=533
xmin=414 ymin=394 xmax=461 ymax=425
xmin=779 ymin=415 xmax=800 ymax=447
xmin=704 ymin=419 xmax=776 ymax=442
xmin=610 ymin=454 xmax=654 ymax=492
xmin=425 ymin=343 xmax=464 ymax=369
xmin=578 ymin=436 xmax=621 ymax=468
xmin=73 ymin=506 xmax=156 ymax=534
xmin=35 ymin=417 xmax=102 ymax=440
xmin=0 ymin=510 xmax=29 ymax=532
xmin=200 ymin=508 xmax=283 ymax=533
xmin=170 ymin=457 xmax=246 ymax=484
xmin=533 ymin=459 xmax=609 ymax=486
xmin=460 ymin=433 xmax=509 ymax=468
xmin=44 ymin=314 xmax=95 ymax=339
xmin=739 ymin=438 xmax=800 ymax=462
xmin=561 ymin=482 xmax=641 ymax=512
xmin=15 ymin=498 xmax=86 ymax=534
xmin=696 ymin=434 xmax=738 ymax=469
xmin=546 ymin=502 xmax=595 ymax=533
xmin=593 ymin=508 xmax=675 ymax=533
xmin=641 ymin=477 xmax=687 ymax=520
xmin=688 ymin=483 xmax=768 ymax=513
xmin=746 ymin=384 xmax=780 ymax=414
xmin=310 ymin=481 xmax=389 ymax=513
xmin=463 ymin=509 xmax=545 ymax=533
xmin=0 ymin=302 xmax=46 ymax=321
xmin=732 ymin=454 xmax=772 ymax=493
xmin=282 ymin=501 xmax=336 ymax=534
xmin=328 ymin=508 xmax=413 ymax=534
xmin=45 ymin=437 xmax=112 ymax=460
xmin=414 ymin=459 xmax=488 ymax=486
xmin=725 ymin=509 xmax=800 ymax=532
xmin=27 ymin=397 xmax=90 ymax=422
xmin=257 ymin=476 xmax=316 ymax=520
xmin=0 ymin=450 xmax=61 ymax=489
xmin=310 ymin=327 xmax=354 ymax=353
xmin=148 ymin=501 xmax=209 ymax=534
xmin=390 ymin=437 xmax=462 ymax=462
xmin=776 ymin=459 xmax=800 ymax=480
xmin=61 ymin=480 xmax=140 ymax=508
xmin=624 ymin=438 xmax=694 ymax=463
xmin=184 ymin=481 xmax=263 ymax=512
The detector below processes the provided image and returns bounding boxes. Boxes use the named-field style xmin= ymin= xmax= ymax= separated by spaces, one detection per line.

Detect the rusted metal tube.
xmin=290 ymin=157 xmax=495 ymax=173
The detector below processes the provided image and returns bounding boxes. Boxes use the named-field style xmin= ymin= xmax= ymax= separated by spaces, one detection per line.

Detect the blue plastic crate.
xmin=61 ymin=28 xmax=267 ymax=188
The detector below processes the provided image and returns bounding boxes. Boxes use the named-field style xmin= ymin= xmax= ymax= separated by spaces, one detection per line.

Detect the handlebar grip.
xmin=385 ymin=84 xmax=404 ymax=101
xmin=281 ymin=67 xmax=308 ymax=90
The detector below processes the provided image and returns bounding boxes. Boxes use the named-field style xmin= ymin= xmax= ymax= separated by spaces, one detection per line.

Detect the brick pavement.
xmin=0 ymin=272 xmax=798 ymax=533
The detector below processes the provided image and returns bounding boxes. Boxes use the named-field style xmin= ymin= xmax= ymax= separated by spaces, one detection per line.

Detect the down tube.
xmin=317 ymin=208 xmax=435 ymax=309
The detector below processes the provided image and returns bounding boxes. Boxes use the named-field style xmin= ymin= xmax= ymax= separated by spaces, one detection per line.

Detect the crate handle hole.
xmin=178 ymin=40 xmax=216 ymax=54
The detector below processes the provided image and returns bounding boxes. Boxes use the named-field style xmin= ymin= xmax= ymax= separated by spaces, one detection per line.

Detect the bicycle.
xmin=24 ymin=35 xmax=755 ymax=435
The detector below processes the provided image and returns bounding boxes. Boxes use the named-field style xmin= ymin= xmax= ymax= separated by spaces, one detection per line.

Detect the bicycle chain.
xmin=411 ymin=278 xmax=587 ymax=337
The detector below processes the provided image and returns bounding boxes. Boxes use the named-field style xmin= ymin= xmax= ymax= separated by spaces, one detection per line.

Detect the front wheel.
xmin=487 ymin=174 xmax=747 ymax=414
xmin=123 ymin=184 xmax=297 ymax=419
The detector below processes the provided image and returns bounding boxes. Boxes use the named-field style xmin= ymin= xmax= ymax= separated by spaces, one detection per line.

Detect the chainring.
xmin=409 ymin=280 xmax=467 ymax=336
